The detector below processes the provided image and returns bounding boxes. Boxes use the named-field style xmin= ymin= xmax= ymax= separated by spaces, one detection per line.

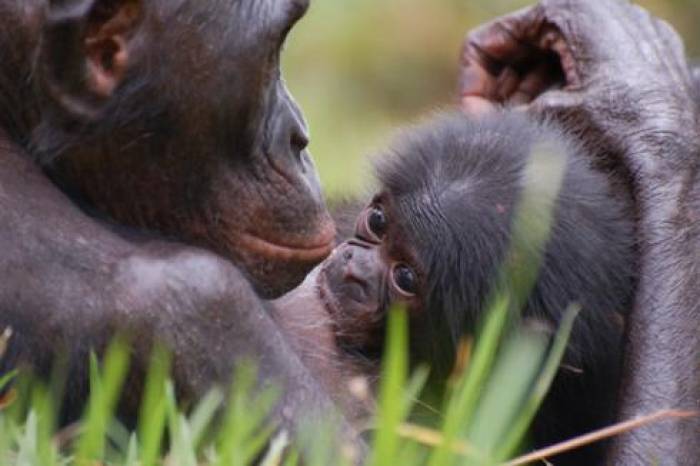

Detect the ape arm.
xmin=0 ymin=133 xmax=357 ymax=446
xmin=460 ymin=1 xmax=700 ymax=463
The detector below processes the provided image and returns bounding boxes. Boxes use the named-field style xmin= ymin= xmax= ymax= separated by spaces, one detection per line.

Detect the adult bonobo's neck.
xmin=0 ymin=1 xmax=44 ymax=144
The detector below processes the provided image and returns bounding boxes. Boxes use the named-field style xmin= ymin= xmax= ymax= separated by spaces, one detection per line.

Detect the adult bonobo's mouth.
xmin=239 ymin=220 xmax=336 ymax=263
xmin=229 ymin=218 xmax=336 ymax=298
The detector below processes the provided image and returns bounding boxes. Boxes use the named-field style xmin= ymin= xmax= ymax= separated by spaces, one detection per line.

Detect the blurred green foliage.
xmin=0 ymin=304 xmax=578 ymax=466
xmin=283 ymin=0 xmax=700 ymax=199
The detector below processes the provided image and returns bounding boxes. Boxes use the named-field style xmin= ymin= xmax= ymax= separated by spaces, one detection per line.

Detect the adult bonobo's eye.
xmin=391 ymin=263 xmax=418 ymax=297
xmin=366 ymin=206 xmax=387 ymax=239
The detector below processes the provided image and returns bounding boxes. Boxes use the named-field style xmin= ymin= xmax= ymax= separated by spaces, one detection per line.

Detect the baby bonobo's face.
xmin=317 ymin=194 xmax=424 ymax=350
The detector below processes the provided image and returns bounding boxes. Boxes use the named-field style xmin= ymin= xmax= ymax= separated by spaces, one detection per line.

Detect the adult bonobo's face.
xmin=318 ymin=194 xmax=424 ymax=349
xmin=36 ymin=0 xmax=333 ymax=297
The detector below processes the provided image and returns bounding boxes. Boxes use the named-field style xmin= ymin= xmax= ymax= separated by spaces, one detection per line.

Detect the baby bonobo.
xmin=271 ymin=111 xmax=635 ymax=464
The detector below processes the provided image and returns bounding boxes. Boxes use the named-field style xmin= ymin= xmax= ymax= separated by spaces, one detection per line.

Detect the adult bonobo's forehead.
xmin=4 ymin=0 xmax=332 ymax=297
xmin=152 ymin=0 xmax=309 ymax=60
xmin=140 ymin=0 xmax=308 ymax=114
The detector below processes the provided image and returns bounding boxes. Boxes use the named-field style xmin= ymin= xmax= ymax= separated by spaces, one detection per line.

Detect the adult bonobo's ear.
xmin=41 ymin=0 xmax=143 ymax=119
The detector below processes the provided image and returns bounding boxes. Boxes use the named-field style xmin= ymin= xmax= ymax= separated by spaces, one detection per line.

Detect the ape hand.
xmin=460 ymin=0 xmax=700 ymax=179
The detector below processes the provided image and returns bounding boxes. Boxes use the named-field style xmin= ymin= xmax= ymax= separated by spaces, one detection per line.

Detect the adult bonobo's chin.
xmin=27 ymin=0 xmax=334 ymax=297
xmin=0 ymin=0 xmax=358 ymax=447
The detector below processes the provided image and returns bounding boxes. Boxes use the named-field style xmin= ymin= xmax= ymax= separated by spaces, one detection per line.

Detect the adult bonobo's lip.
xmin=239 ymin=221 xmax=336 ymax=263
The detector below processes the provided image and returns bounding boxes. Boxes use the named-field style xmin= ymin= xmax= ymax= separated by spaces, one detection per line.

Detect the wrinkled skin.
xmin=0 ymin=0 xmax=362 ymax=450
xmin=459 ymin=1 xmax=700 ymax=463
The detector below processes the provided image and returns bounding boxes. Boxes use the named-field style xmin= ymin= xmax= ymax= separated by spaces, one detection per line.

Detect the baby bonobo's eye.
xmin=358 ymin=205 xmax=387 ymax=243
xmin=368 ymin=207 xmax=387 ymax=236
xmin=391 ymin=263 xmax=418 ymax=297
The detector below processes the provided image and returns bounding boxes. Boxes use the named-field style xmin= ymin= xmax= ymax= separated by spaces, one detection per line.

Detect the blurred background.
xmin=283 ymin=0 xmax=700 ymax=200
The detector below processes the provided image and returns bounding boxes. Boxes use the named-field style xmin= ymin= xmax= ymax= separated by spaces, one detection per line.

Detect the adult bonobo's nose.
xmin=268 ymin=82 xmax=325 ymax=206
xmin=240 ymin=79 xmax=334 ymax=299
xmin=269 ymin=0 xmax=310 ymax=31
xmin=287 ymin=0 xmax=310 ymax=24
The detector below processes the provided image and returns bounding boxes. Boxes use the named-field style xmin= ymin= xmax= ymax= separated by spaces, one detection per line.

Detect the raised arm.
xmin=459 ymin=1 xmax=700 ymax=463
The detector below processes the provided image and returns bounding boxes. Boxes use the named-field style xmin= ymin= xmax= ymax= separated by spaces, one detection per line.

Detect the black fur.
xmin=376 ymin=111 xmax=636 ymax=464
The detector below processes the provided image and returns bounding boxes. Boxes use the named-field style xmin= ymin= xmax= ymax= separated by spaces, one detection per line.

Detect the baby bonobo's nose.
xmin=336 ymin=240 xmax=384 ymax=306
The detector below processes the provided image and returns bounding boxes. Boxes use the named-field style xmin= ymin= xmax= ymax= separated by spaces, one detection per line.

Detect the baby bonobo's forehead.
xmin=372 ymin=195 xmax=420 ymax=267
xmin=374 ymin=111 xmax=538 ymax=266
xmin=375 ymin=111 xmax=536 ymax=197
xmin=368 ymin=110 xmax=563 ymax=345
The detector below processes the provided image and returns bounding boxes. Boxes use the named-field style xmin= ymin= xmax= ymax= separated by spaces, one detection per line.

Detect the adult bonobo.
xmin=459 ymin=0 xmax=700 ymax=463
xmin=0 ymin=0 xmax=353 ymax=441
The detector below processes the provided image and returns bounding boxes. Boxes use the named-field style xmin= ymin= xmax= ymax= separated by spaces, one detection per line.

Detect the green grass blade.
xmin=260 ymin=431 xmax=290 ymax=466
xmin=123 ymin=434 xmax=139 ymax=466
xmin=138 ymin=346 xmax=171 ymax=466
xmin=217 ymin=362 xmax=280 ymax=466
xmin=31 ymin=383 xmax=58 ymax=466
xmin=188 ymin=387 xmax=224 ymax=450
xmin=15 ymin=410 xmax=39 ymax=466
xmin=368 ymin=306 xmax=409 ymax=466
xmin=0 ymin=370 xmax=17 ymax=393
xmin=465 ymin=331 xmax=549 ymax=463
xmin=402 ymin=365 xmax=430 ymax=421
xmin=281 ymin=448 xmax=300 ymax=466
xmin=428 ymin=294 xmax=510 ymax=466
xmin=0 ymin=411 xmax=10 ymax=465
xmin=495 ymin=305 xmax=581 ymax=462
xmin=75 ymin=338 xmax=130 ymax=463
xmin=164 ymin=381 xmax=198 ymax=466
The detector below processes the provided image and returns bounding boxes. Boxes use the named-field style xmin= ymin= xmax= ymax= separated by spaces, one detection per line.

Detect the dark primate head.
xmin=0 ymin=0 xmax=333 ymax=297
xmin=317 ymin=111 xmax=635 ymax=376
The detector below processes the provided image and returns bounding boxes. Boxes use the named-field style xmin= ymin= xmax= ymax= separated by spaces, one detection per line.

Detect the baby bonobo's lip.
xmin=239 ymin=222 xmax=336 ymax=263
